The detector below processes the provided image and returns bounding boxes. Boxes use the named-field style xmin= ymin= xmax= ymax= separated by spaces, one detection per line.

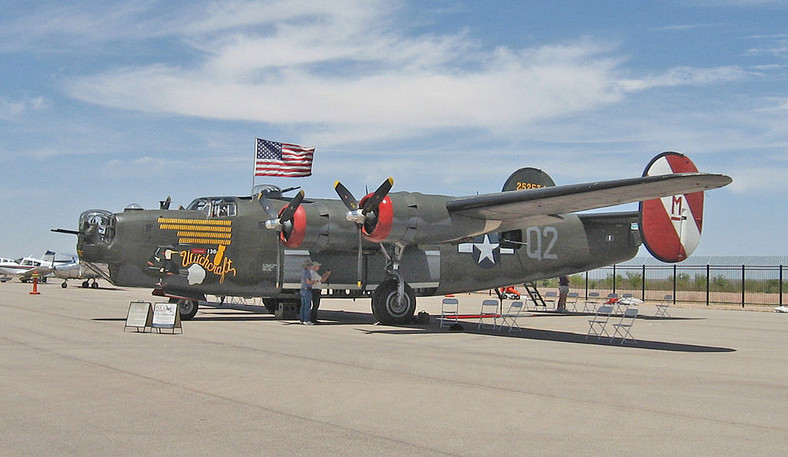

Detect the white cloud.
xmin=0 ymin=96 xmax=47 ymax=120
xmin=618 ymin=66 xmax=748 ymax=92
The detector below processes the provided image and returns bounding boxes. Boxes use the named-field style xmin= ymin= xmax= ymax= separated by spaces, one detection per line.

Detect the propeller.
xmin=258 ymin=189 xmax=305 ymax=236
xmin=334 ymin=177 xmax=394 ymax=288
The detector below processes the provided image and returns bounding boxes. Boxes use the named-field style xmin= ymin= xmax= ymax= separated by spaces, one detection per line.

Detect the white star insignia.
xmin=475 ymin=235 xmax=498 ymax=264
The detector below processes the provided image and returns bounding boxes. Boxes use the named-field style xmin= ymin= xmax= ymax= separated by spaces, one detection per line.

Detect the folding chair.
xmin=543 ymin=291 xmax=558 ymax=310
xmin=566 ymin=292 xmax=579 ymax=312
xmin=586 ymin=305 xmax=613 ymax=340
xmin=611 ymin=307 xmax=638 ymax=344
xmin=440 ymin=297 xmax=459 ymax=328
xmin=583 ymin=292 xmax=600 ymax=313
xmin=606 ymin=293 xmax=623 ymax=314
xmin=500 ymin=301 xmax=525 ymax=333
xmin=478 ymin=299 xmax=500 ymax=330
xmin=655 ymin=294 xmax=672 ymax=318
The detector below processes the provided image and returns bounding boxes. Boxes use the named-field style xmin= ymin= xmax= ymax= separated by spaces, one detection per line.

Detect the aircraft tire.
xmin=371 ymin=279 xmax=415 ymax=325
xmin=173 ymin=298 xmax=199 ymax=320
xmin=61 ymin=282 xmax=68 ymax=288
xmin=91 ymin=281 xmax=99 ymax=289
xmin=262 ymin=298 xmax=277 ymax=313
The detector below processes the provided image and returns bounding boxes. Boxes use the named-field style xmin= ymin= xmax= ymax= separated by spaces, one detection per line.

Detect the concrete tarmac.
xmin=1 ymin=281 xmax=786 ymax=456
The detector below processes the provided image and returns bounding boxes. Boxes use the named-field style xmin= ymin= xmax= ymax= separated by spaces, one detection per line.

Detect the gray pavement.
xmin=1 ymin=281 xmax=786 ymax=456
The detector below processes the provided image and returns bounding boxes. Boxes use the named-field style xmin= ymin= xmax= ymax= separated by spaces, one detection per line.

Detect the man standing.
xmin=557 ymin=276 xmax=570 ymax=313
xmin=300 ymin=261 xmax=315 ymax=325
xmin=309 ymin=262 xmax=332 ymax=324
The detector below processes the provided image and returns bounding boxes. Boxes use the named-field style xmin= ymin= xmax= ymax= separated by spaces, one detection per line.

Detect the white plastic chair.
xmin=586 ymin=305 xmax=614 ymax=340
xmin=478 ymin=299 xmax=500 ymax=330
xmin=440 ymin=297 xmax=459 ymax=328
xmin=500 ymin=301 xmax=525 ymax=333
xmin=655 ymin=294 xmax=672 ymax=318
xmin=611 ymin=307 xmax=639 ymax=344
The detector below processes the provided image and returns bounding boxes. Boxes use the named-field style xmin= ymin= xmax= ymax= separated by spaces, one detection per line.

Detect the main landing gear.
xmin=371 ymin=245 xmax=416 ymax=325
xmin=60 ymin=278 xmax=100 ymax=289
xmin=170 ymin=297 xmax=199 ymax=320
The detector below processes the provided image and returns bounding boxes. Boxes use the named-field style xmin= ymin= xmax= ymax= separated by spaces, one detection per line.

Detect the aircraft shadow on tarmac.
xmin=209 ymin=307 xmax=738 ymax=352
xmin=358 ymin=324 xmax=735 ymax=353
xmin=95 ymin=305 xmax=734 ymax=353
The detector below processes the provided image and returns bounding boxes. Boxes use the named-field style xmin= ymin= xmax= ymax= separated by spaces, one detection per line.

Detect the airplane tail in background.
xmin=501 ymin=167 xmax=555 ymax=192
xmin=639 ymin=152 xmax=708 ymax=263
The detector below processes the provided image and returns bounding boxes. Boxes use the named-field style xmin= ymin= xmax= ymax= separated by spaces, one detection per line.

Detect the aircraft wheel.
xmin=61 ymin=282 xmax=68 ymax=288
xmin=171 ymin=298 xmax=199 ymax=320
xmin=82 ymin=280 xmax=90 ymax=288
xmin=371 ymin=279 xmax=415 ymax=325
xmin=262 ymin=298 xmax=277 ymax=313
xmin=91 ymin=281 xmax=99 ymax=289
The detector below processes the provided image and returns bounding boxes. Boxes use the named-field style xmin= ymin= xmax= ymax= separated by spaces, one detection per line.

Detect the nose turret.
xmin=77 ymin=210 xmax=116 ymax=261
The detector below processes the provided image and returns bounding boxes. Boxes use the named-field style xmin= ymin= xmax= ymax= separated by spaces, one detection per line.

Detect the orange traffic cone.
xmin=29 ymin=273 xmax=41 ymax=295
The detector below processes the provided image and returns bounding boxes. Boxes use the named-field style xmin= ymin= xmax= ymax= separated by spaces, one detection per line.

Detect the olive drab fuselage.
xmin=77 ymin=192 xmax=640 ymax=301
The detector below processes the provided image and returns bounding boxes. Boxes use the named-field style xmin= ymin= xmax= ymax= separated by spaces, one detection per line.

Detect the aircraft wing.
xmin=446 ymin=172 xmax=731 ymax=226
xmin=18 ymin=266 xmax=53 ymax=280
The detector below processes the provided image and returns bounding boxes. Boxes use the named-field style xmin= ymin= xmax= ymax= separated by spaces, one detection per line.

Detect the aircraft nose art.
xmin=639 ymin=152 xmax=704 ymax=262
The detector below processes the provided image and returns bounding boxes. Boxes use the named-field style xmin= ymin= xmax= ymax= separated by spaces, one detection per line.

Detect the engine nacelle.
xmin=358 ymin=193 xmax=393 ymax=242
xmin=279 ymin=204 xmax=307 ymax=248
xmin=359 ymin=192 xmax=490 ymax=246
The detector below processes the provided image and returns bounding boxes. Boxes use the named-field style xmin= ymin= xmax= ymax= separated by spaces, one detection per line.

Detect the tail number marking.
xmin=525 ymin=227 xmax=558 ymax=261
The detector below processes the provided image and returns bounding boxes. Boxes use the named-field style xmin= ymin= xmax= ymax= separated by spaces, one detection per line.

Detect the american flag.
xmin=254 ymin=138 xmax=314 ymax=177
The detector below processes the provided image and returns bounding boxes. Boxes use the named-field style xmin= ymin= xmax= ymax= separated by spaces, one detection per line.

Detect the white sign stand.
xmin=124 ymin=301 xmax=152 ymax=332
xmin=152 ymin=302 xmax=183 ymax=334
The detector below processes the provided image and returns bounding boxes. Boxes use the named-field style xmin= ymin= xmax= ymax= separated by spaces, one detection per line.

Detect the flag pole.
xmin=251 ymin=138 xmax=256 ymax=193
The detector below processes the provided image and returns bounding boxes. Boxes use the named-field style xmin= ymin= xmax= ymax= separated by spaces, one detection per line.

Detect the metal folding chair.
xmin=583 ymin=292 xmax=600 ymax=313
xmin=543 ymin=291 xmax=558 ymax=310
xmin=566 ymin=292 xmax=579 ymax=312
xmin=478 ymin=299 xmax=500 ymax=330
xmin=500 ymin=301 xmax=525 ymax=333
xmin=440 ymin=297 xmax=459 ymax=328
xmin=586 ymin=305 xmax=614 ymax=340
xmin=655 ymin=294 xmax=672 ymax=318
xmin=611 ymin=307 xmax=639 ymax=344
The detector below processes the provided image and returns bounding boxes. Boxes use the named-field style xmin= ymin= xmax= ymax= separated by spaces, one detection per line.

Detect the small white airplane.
xmin=0 ymin=253 xmax=53 ymax=282
xmin=0 ymin=251 xmax=75 ymax=283
xmin=50 ymin=259 xmax=103 ymax=288
xmin=0 ymin=257 xmax=22 ymax=282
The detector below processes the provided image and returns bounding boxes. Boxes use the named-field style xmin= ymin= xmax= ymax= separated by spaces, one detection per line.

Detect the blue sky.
xmin=1 ymin=0 xmax=786 ymax=259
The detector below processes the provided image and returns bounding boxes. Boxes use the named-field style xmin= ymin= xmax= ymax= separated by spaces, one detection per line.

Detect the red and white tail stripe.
xmin=639 ymin=152 xmax=704 ymax=262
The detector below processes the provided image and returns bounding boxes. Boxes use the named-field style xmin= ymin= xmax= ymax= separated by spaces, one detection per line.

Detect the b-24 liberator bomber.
xmin=54 ymin=152 xmax=730 ymax=324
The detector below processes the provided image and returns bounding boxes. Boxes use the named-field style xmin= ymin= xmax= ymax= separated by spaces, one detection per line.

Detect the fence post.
xmin=612 ymin=264 xmax=616 ymax=293
xmin=641 ymin=264 xmax=646 ymax=300
xmin=585 ymin=271 xmax=589 ymax=300
xmin=673 ymin=264 xmax=677 ymax=301
xmin=706 ymin=264 xmax=710 ymax=307
xmin=741 ymin=265 xmax=745 ymax=308
xmin=780 ymin=265 xmax=783 ymax=307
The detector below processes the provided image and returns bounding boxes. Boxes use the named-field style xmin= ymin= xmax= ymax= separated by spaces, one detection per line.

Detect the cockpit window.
xmin=210 ymin=199 xmax=236 ymax=218
xmin=79 ymin=210 xmax=116 ymax=245
xmin=186 ymin=198 xmax=236 ymax=218
xmin=187 ymin=198 xmax=210 ymax=214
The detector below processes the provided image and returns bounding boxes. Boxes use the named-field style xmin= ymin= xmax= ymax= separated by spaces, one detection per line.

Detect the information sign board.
xmin=152 ymin=302 xmax=182 ymax=333
xmin=124 ymin=301 xmax=152 ymax=332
